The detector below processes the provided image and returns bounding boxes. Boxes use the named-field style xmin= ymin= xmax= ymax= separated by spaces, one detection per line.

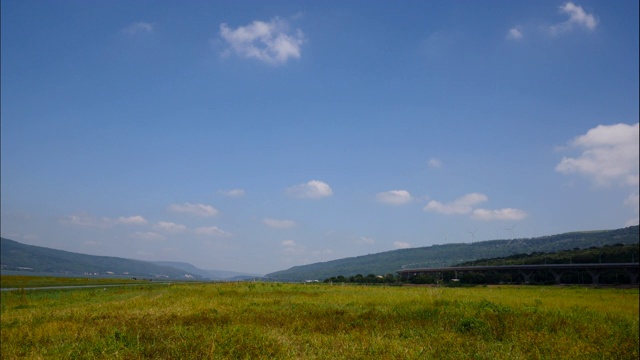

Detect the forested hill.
xmin=266 ymin=226 xmax=639 ymax=281
xmin=0 ymin=238 xmax=201 ymax=279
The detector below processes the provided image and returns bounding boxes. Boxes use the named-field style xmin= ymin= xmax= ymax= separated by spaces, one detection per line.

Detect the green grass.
xmin=0 ymin=275 xmax=145 ymax=289
xmin=1 ymin=281 xmax=638 ymax=359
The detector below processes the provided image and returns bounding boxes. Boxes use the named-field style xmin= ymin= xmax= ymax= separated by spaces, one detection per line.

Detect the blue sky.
xmin=2 ymin=1 xmax=638 ymax=275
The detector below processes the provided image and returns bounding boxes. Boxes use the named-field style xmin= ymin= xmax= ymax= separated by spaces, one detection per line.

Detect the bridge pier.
xmin=518 ymin=271 xmax=533 ymax=284
xmin=586 ymin=270 xmax=600 ymax=285
xmin=625 ymin=268 xmax=639 ymax=285
xmin=549 ymin=270 xmax=563 ymax=284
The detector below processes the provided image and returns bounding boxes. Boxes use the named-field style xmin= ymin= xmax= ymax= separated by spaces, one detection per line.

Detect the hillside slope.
xmin=152 ymin=261 xmax=262 ymax=280
xmin=266 ymin=226 xmax=639 ymax=281
xmin=0 ymin=238 xmax=200 ymax=279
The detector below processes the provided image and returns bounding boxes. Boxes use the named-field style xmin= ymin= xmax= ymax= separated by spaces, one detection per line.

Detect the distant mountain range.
xmin=265 ymin=226 xmax=639 ymax=281
xmin=151 ymin=261 xmax=262 ymax=280
xmin=2 ymin=225 xmax=638 ymax=282
xmin=0 ymin=238 xmax=259 ymax=280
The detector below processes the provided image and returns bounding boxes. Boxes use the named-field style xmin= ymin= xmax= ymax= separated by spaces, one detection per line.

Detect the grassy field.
xmin=1 ymin=279 xmax=638 ymax=359
xmin=0 ymin=275 xmax=146 ymax=289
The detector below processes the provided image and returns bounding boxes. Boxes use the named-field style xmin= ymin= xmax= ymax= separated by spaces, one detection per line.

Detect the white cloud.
xmin=624 ymin=193 xmax=639 ymax=227
xmin=556 ymin=123 xmax=639 ymax=187
xmin=281 ymin=239 xmax=297 ymax=247
xmin=281 ymin=239 xmax=304 ymax=254
xmin=194 ymin=226 xmax=231 ymax=237
xmin=113 ymin=216 xmax=148 ymax=226
xmin=62 ymin=214 xmax=101 ymax=227
xmin=471 ymin=208 xmax=528 ymax=221
xmin=263 ymin=218 xmax=296 ymax=229
xmin=394 ymin=241 xmax=411 ymax=249
xmin=625 ymin=193 xmax=639 ymax=208
xmin=219 ymin=17 xmax=304 ymax=65
xmin=219 ymin=189 xmax=245 ymax=197
xmin=286 ymin=180 xmax=333 ymax=199
xmin=122 ymin=22 xmax=154 ymax=35
xmin=168 ymin=202 xmax=219 ymax=217
xmin=625 ymin=218 xmax=639 ymax=227
xmin=130 ymin=231 xmax=165 ymax=241
xmin=358 ymin=237 xmax=375 ymax=245
xmin=63 ymin=214 xmax=147 ymax=227
xmin=507 ymin=27 xmax=523 ymax=40
xmin=376 ymin=190 xmax=413 ymax=205
xmin=428 ymin=158 xmax=442 ymax=168
xmin=153 ymin=221 xmax=187 ymax=233
xmin=550 ymin=2 xmax=598 ymax=35
xmin=424 ymin=193 xmax=488 ymax=215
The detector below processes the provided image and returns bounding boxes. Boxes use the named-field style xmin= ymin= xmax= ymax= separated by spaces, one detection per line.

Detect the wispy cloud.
xmin=219 ymin=17 xmax=304 ymax=65
xmin=471 ymin=208 xmax=528 ymax=221
xmin=281 ymin=239 xmax=304 ymax=254
xmin=122 ymin=22 xmax=154 ymax=35
xmin=263 ymin=218 xmax=296 ymax=229
xmin=286 ymin=180 xmax=333 ymax=199
xmin=219 ymin=189 xmax=245 ymax=197
xmin=153 ymin=221 xmax=187 ymax=233
xmin=428 ymin=158 xmax=442 ymax=168
xmin=425 ymin=193 xmax=527 ymax=222
xmin=113 ymin=216 xmax=148 ymax=226
xmin=130 ymin=231 xmax=165 ymax=241
xmin=506 ymin=27 xmax=523 ymax=40
xmin=424 ymin=193 xmax=488 ymax=215
xmin=358 ymin=236 xmax=375 ymax=245
xmin=394 ymin=241 xmax=411 ymax=249
xmin=549 ymin=2 xmax=598 ymax=35
xmin=194 ymin=226 xmax=231 ymax=237
xmin=62 ymin=214 xmax=147 ymax=227
xmin=624 ymin=193 xmax=639 ymax=227
xmin=509 ymin=2 xmax=598 ymax=40
xmin=168 ymin=202 xmax=219 ymax=217
xmin=376 ymin=190 xmax=413 ymax=205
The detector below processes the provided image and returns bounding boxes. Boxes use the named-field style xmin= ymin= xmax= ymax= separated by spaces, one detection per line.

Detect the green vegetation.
xmin=1 ymin=279 xmax=638 ymax=359
xmin=0 ymin=238 xmax=201 ymax=279
xmin=404 ymin=243 xmax=640 ymax=285
xmin=0 ymin=275 xmax=151 ymax=289
xmin=267 ymin=226 xmax=639 ymax=281
xmin=459 ymin=243 xmax=639 ymax=266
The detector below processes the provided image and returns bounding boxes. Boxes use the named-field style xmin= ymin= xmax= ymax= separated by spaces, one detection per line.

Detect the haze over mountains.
xmin=2 ymin=226 xmax=637 ymax=282
xmin=0 ymin=238 xmax=259 ymax=280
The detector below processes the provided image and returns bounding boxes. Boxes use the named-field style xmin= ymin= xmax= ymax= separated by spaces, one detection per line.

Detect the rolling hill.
xmin=265 ymin=226 xmax=639 ymax=281
xmin=151 ymin=261 xmax=262 ymax=280
xmin=0 ymin=238 xmax=201 ymax=279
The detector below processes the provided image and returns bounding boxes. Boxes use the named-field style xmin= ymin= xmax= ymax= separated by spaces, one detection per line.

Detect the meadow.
xmin=1 ymin=278 xmax=638 ymax=359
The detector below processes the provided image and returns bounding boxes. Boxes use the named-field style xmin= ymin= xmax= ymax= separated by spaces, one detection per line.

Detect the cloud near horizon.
xmin=219 ymin=17 xmax=304 ymax=65
xmin=424 ymin=193 xmax=528 ymax=221
xmin=219 ymin=189 xmax=245 ymax=197
xmin=62 ymin=214 xmax=148 ymax=227
xmin=168 ymin=202 xmax=219 ymax=217
xmin=153 ymin=221 xmax=187 ymax=233
xmin=286 ymin=180 xmax=333 ymax=199
xmin=424 ymin=193 xmax=488 ymax=215
xmin=263 ymin=218 xmax=296 ymax=229
xmin=393 ymin=241 xmax=411 ymax=249
xmin=471 ymin=208 xmax=528 ymax=221
xmin=194 ymin=226 xmax=231 ymax=237
xmin=376 ymin=190 xmax=413 ymax=205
